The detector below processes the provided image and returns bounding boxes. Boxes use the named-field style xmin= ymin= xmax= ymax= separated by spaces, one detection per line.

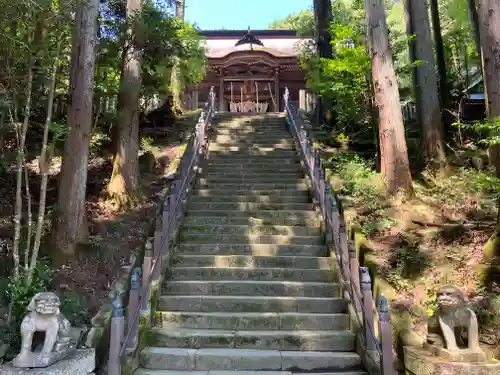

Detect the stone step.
xmin=135 ymin=370 xmax=368 ymax=375
xmin=157 ymin=312 xmax=349 ymax=331
xmin=139 ymin=347 xmax=362 ymax=371
xmin=172 ymin=256 xmax=333 ymax=270
xmin=148 ymin=328 xmax=355 ymax=352
xmin=190 ymin=195 xmax=310 ymax=204
xmin=196 ymin=181 xmax=307 ymax=190
xmin=178 ymin=234 xmax=323 ymax=246
xmin=168 ymin=267 xmax=336 ymax=282
xmin=164 ymin=280 xmax=339 ymax=297
xmin=196 ymin=181 xmax=309 ymax=190
xmin=179 ymin=224 xmax=319 ymax=236
xmin=200 ymin=170 xmax=304 ymax=178
xmin=176 ymin=244 xmax=326 ymax=257
xmin=211 ymin=135 xmax=293 ymax=143
xmin=212 ymin=128 xmax=292 ymax=135
xmin=204 ymin=158 xmax=300 ymax=165
xmin=205 ymin=156 xmax=301 ymax=163
xmin=199 ymin=173 xmax=304 ymax=181
xmin=157 ymin=295 xmax=347 ymax=313
xmin=215 ymin=124 xmax=287 ymax=129
xmin=184 ymin=210 xmax=318 ymax=221
xmin=206 ymin=148 xmax=297 ymax=156
xmin=194 ymin=188 xmax=309 ymax=197
xmin=201 ymin=165 xmax=302 ymax=173
xmin=209 ymin=144 xmax=295 ymax=151
xmin=186 ymin=202 xmax=313 ymax=212
xmin=181 ymin=216 xmax=320 ymax=228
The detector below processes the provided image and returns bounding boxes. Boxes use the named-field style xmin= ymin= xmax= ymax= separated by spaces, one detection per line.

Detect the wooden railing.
xmin=283 ymin=88 xmax=394 ymax=375
xmin=106 ymin=87 xmax=216 ymax=375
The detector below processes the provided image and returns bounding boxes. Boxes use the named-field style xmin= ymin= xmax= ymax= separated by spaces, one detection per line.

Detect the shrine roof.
xmin=199 ymin=30 xmax=299 ymax=38
xmin=200 ymin=29 xmax=311 ymax=59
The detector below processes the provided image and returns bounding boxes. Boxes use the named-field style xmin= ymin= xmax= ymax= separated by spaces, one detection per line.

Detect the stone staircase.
xmin=136 ymin=114 xmax=367 ymax=375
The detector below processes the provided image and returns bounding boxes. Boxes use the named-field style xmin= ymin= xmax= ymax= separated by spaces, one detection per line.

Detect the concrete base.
xmin=404 ymin=346 xmax=500 ymax=375
xmin=0 ymin=349 xmax=95 ymax=375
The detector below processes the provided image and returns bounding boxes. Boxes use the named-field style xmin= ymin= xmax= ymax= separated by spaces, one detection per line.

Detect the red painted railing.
xmin=107 ymin=87 xmax=216 ymax=375
xmin=284 ymin=87 xmax=394 ymax=375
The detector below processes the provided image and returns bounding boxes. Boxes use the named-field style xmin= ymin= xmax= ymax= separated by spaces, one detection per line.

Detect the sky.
xmin=184 ymin=0 xmax=312 ymax=30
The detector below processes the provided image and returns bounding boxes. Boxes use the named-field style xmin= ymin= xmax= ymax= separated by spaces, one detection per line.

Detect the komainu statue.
xmin=425 ymin=284 xmax=486 ymax=362
xmin=12 ymin=292 xmax=74 ymax=368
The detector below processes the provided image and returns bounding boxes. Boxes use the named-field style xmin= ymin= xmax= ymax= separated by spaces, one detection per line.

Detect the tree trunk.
xmin=12 ymin=31 xmax=35 ymax=280
xmin=175 ymin=0 xmax=185 ymax=20
xmin=171 ymin=0 xmax=185 ymax=111
xmin=313 ymin=0 xmax=334 ymax=124
xmin=53 ymin=0 xmax=98 ymax=256
xmin=107 ymin=0 xmax=142 ymax=208
xmin=429 ymin=0 xmax=448 ymax=108
xmin=467 ymin=0 xmax=482 ymax=63
xmin=404 ymin=0 xmax=447 ymax=170
xmin=476 ymin=0 xmax=500 ymax=262
xmin=365 ymin=0 xmax=414 ymax=196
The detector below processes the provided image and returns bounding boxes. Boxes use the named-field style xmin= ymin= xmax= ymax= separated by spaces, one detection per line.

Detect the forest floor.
xmin=0 ymin=111 xmax=199 ymax=351
xmin=315 ymin=137 xmax=500 ymax=357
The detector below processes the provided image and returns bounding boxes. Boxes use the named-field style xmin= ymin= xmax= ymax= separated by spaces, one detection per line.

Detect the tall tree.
xmin=313 ymin=0 xmax=334 ymax=125
xmin=170 ymin=0 xmax=185 ymax=111
xmin=404 ymin=0 xmax=447 ymax=170
xmin=175 ymin=0 xmax=185 ymax=20
xmin=53 ymin=0 xmax=99 ymax=256
xmin=429 ymin=0 xmax=448 ymax=107
xmin=107 ymin=0 xmax=143 ymax=207
xmin=365 ymin=0 xmax=414 ymax=196
xmin=476 ymin=0 xmax=500 ymax=177
xmin=467 ymin=0 xmax=482 ymax=63
xmin=475 ymin=0 xmax=500 ymax=263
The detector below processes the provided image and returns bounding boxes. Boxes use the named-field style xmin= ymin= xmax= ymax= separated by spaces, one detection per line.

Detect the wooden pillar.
xmin=219 ymin=77 xmax=224 ymax=112
xmin=192 ymin=90 xmax=198 ymax=110
xmin=274 ymin=72 xmax=280 ymax=112
xmin=299 ymin=89 xmax=306 ymax=111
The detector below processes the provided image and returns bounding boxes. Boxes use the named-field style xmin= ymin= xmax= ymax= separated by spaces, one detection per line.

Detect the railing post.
xmin=162 ymin=196 xmax=170 ymax=234
xmin=170 ymin=182 xmax=178 ymax=219
xmin=324 ymin=182 xmax=333 ymax=246
xmin=339 ymin=219 xmax=349 ymax=280
xmin=108 ymin=289 xmax=125 ymax=375
xmin=141 ymin=246 xmax=152 ymax=311
xmin=379 ymin=296 xmax=394 ymax=375
xmin=152 ymin=230 xmax=163 ymax=282
xmin=318 ymin=165 xmax=325 ymax=219
xmin=126 ymin=268 xmax=141 ymax=350
xmin=348 ymin=240 xmax=362 ymax=312
xmin=360 ymin=267 xmax=376 ymax=351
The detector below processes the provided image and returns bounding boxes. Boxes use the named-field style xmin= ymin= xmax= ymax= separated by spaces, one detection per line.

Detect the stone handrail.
xmin=283 ymin=88 xmax=394 ymax=375
xmin=106 ymin=87 xmax=216 ymax=375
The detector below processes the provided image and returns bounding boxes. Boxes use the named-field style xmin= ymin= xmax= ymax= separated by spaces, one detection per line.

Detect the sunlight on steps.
xmin=134 ymin=114 xmax=367 ymax=375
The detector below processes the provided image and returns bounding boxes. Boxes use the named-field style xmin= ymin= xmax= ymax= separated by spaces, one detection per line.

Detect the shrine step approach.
xmin=135 ymin=114 xmax=368 ymax=375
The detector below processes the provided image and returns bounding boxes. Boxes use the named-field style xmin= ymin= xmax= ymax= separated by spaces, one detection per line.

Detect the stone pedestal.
xmin=0 ymin=349 xmax=95 ymax=375
xmin=423 ymin=342 xmax=487 ymax=362
xmin=404 ymin=346 xmax=500 ymax=375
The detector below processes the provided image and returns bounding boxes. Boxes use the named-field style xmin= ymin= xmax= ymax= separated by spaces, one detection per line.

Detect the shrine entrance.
xmin=184 ymin=28 xmax=308 ymax=113
xmin=224 ymin=78 xmax=278 ymax=113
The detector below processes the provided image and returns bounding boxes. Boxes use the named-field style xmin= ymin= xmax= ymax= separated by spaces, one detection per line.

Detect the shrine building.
xmin=184 ymin=28 xmax=314 ymax=113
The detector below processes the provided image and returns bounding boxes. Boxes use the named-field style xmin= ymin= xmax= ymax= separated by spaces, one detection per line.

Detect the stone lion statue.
xmin=425 ymin=284 xmax=486 ymax=362
xmin=13 ymin=292 xmax=73 ymax=368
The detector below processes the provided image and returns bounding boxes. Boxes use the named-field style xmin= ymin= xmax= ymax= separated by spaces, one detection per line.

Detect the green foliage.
xmin=0 ymin=262 xmax=53 ymax=351
xmin=268 ymin=9 xmax=315 ymax=36
xmin=59 ymin=291 xmax=90 ymax=326
xmin=140 ymin=136 xmax=154 ymax=152
xmin=301 ymin=24 xmax=370 ymax=126
xmin=454 ymin=117 xmax=500 ymax=146
xmin=328 ymin=150 xmax=382 ymax=202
